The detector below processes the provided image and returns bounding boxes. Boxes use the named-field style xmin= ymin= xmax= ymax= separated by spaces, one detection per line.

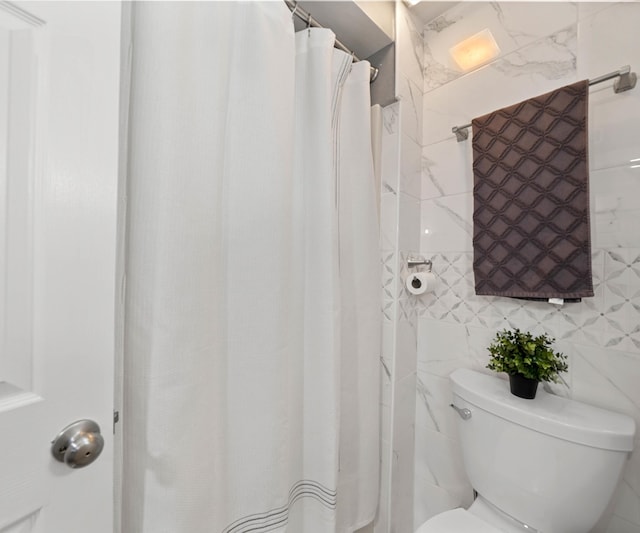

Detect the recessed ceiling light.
xmin=450 ymin=29 xmax=501 ymax=71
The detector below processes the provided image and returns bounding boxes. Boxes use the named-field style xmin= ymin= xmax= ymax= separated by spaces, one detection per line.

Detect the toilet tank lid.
xmin=450 ymin=368 xmax=636 ymax=452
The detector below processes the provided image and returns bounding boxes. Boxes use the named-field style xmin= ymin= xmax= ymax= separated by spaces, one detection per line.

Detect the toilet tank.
xmin=450 ymin=368 xmax=635 ymax=533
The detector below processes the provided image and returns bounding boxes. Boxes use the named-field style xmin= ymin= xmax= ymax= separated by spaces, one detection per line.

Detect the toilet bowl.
xmin=414 ymin=368 xmax=636 ymax=533
xmin=415 ymin=508 xmax=498 ymax=533
xmin=416 ymin=497 xmax=532 ymax=533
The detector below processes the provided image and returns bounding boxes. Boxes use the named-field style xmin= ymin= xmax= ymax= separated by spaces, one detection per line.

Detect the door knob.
xmin=51 ymin=419 xmax=104 ymax=468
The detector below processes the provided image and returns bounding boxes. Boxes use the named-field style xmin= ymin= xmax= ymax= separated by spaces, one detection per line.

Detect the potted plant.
xmin=486 ymin=328 xmax=568 ymax=399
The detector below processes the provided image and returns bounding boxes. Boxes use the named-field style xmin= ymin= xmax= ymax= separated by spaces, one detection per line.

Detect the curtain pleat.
xmin=336 ymin=60 xmax=381 ymax=533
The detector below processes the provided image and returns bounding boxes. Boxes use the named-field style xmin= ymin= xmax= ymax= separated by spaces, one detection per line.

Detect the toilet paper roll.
xmin=405 ymin=271 xmax=436 ymax=296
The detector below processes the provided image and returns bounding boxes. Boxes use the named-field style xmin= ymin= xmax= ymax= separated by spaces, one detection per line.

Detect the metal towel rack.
xmin=451 ymin=65 xmax=637 ymax=142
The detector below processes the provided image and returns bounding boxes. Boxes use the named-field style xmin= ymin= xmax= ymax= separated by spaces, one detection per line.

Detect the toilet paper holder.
xmin=407 ymin=256 xmax=432 ymax=272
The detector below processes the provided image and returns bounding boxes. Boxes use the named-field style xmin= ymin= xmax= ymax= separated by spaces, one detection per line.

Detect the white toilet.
xmin=415 ymin=368 xmax=636 ymax=533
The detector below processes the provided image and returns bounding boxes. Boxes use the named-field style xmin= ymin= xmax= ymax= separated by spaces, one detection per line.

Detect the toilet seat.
xmin=415 ymin=508 xmax=501 ymax=533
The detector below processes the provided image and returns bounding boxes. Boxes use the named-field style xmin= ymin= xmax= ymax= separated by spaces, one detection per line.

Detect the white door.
xmin=0 ymin=2 xmax=120 ymax=532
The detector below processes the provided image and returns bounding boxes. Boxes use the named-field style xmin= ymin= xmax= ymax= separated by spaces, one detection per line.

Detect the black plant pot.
xmin=509 ymin=374 xmax=539 ymax=399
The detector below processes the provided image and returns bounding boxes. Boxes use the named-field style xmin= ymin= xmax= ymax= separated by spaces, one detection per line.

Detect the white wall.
xmin=415 ymin=3 xmax=640 ymax=532
xmin=356 ymin=1 xmax=395 ymax=41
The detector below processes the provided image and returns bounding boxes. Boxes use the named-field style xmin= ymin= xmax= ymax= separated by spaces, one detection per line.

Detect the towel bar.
xmin=451 ymin=65 xmax=637 ymax=142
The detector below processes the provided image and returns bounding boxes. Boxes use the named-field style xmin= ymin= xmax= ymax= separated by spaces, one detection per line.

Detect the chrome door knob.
xmin=51 ymin=420 xmax=104 ymax=468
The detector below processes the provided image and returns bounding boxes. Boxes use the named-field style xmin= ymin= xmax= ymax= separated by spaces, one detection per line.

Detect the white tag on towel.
xmin=548 ymin=298 xmax=564 ymax=306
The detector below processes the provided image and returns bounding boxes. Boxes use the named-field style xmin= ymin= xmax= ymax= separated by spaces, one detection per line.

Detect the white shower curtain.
xmin=121 ymin=3 xmax=379 ymax=533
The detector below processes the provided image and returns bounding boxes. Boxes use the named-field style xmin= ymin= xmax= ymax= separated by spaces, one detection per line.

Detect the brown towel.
xmin=472 ymin=80 xmax=593 ymax=299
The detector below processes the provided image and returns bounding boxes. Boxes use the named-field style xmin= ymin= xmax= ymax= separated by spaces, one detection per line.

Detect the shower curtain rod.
xmin=451 ymin=65 xmax=637 ymax=142
xmin=284 ymin=0 xmax=379 ymax=83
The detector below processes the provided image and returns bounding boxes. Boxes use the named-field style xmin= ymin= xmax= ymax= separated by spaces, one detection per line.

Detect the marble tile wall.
xmin=415 ymin=3 xmax=640 ymax=533
xmin=377 ymin=100 xmax=399 ymax=533
xmin=375 ymin=3 xmax=424 ymax=533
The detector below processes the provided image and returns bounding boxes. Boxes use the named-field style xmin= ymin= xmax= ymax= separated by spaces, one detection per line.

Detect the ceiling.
xmin=409 ymin=1 xmax=460 ymax=24
xmin=294 ymin=1 xmax=394 ymax=58
xmin=288 ymin=1 xmax=461 ymax=55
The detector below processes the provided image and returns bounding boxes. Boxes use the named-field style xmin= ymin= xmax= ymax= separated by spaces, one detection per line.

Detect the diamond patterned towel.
xmin=472 ymin=80 xmax=593 ymax=299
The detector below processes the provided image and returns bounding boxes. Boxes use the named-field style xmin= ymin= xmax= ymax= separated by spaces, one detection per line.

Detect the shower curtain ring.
xmin=291 ymin=2 xmax=299 ymax=19
xmin=306 ymin=12 xmax=312 ymax=29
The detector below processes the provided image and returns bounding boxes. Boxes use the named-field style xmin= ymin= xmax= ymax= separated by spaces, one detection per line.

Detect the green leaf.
xmin=485 ymin=328 xmax=567 ymax=383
